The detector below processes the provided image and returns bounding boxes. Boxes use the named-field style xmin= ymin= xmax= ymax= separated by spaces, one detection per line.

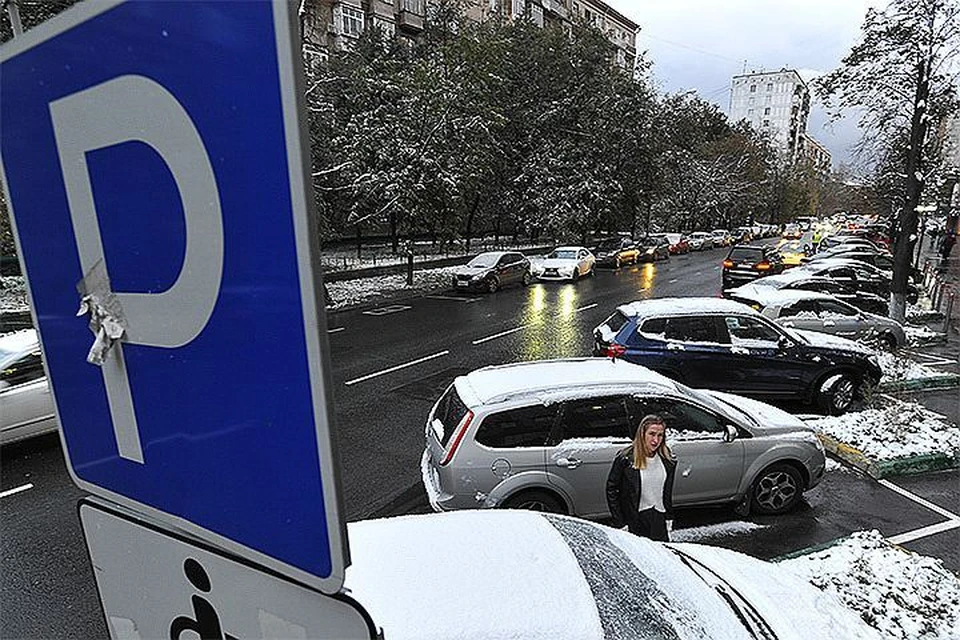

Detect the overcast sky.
xmin=605 ymin=1 xmax=881 ymax=170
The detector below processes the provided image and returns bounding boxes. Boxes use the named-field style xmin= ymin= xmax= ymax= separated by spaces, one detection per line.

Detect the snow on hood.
xmin=540 ymin=257 xmax=579 ymax=268
xmin=702 ymin=390 xmax=808 ymax=434
xmin=452 ymin=264 xmax=490 ymax=276
xmin=787 ymin=327 xmax=875 ymax=356
xmin=671 ymin=542 xmax=884 ymax=640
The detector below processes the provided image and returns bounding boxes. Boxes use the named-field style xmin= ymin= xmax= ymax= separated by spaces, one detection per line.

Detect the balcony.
xmin=540 ymin=0 xmax=568 ymax=19
xmin=397 ymin=0 xmax=424 ymax=33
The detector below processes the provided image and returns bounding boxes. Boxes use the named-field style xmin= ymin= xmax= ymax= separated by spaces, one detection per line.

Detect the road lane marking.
xmin=472 ymin=326 xmax=529 ymax=345
xmin=362 ymin=304 xmax=411 ymax=316
xmin=669 ymin=278 xmax=678 ymax=283
xmin=879 ymin=478 xmax=960 ymax=521
xmin=1 ymin=483 xmax=34 ymax=499
xmin=327 ymin=327 xmax=345 ymax=334
xmin=345 ymin=350 xmax=450 ymax=386
xmin=886 ymin=520 xmax=960 ymax=545
xmin=900 ymin=350 xmax=954 ymax=367
xmin=576 ymin=303 xmax=598 ymax=312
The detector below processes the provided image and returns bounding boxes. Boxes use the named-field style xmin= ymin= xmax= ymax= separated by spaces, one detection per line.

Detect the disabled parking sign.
xmin=0 ymin=1 xmax=349 ymax=594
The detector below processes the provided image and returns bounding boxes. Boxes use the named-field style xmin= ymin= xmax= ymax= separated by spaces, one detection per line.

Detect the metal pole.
xmin=6 ymin=0 xmax=23 ymax=36
xmin=942 ymin=290 xmax=954 ymax=334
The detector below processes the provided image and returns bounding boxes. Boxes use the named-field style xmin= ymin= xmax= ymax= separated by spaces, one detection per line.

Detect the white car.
xmin=533 ymin=246 xmax=595 ymax=281
xmin=1 ymin=329 xmax=58 ymax=445
xmin=345 ymin=510 xmax=882 ymax=640
xmin=688 ymin=231 xmax=713 ymax=251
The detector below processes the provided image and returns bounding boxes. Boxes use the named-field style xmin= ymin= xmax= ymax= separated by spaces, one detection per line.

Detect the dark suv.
xmin=592 ymin=297 xmax=882 ymax=415
xmin=721 ymin=245 xmax=784 ymax=290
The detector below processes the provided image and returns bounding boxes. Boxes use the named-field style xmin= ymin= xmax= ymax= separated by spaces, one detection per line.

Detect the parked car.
xmin=732 ymin=226 xmax=754 ymax=243
xmin=798 ymin=258 xmax=918 ymax=303
xmin=687 ymin=231 xmax=713 ymax=251
xmin=451 ymin=251 xmax=532 ymax=292
xmin=533 ymin=246 xmax=596 ymax=281
xmin=592 ymin=237 xmax=639 ymax=268
xmin=664 ymin=233 xmax=690 ymax=254
xmin=725 ymin=272 xmax=889 ymax=316
xmin=1 ymin=329 xmax=58 ymax=446
xmin=782 ymin=224 xmax=802 ymax=240
xmin=721 ymin=245 xmax=785 ymax=290
xmin=348 ymin=511 xmax=881 ymax=640
xmin=423 ymin=358 xmax=825 ymax=518
xmin=636 ymin=234 xmax=671 ymax=262
xmin=592 ymin=297 xmax=882 ymax=415
xmin=816 ymin=235 xmax=885 ymax=253
xmin=711 ymin=229 xmax=733 ymax=247
xmin=807 ymin=248 xmax=895 ymax=272
xmin=743 ymin=289 xmax=906 ymax=350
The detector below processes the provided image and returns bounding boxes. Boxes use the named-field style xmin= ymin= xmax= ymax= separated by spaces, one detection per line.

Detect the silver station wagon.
xmin=422 ymin=358 xmax=825 ymax=519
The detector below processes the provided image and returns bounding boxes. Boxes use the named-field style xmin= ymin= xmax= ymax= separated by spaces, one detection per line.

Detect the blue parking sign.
xmin=0 ymin=1 xmax=348 ymax=593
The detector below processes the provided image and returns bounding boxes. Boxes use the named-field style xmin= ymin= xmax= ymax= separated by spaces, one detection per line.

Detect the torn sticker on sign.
xmin=76 ymin=260 xmax=127 ymax=366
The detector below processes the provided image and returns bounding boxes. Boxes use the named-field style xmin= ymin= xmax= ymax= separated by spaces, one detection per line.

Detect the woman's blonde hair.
xmin=632 ymin=414 xmax=671 ymax=469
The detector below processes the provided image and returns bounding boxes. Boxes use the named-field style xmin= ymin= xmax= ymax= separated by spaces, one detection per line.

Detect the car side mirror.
xmin=777 ymin=335 xmax=792 ymax=350
xmin=723 ymin=425 xmax=738 ymax=443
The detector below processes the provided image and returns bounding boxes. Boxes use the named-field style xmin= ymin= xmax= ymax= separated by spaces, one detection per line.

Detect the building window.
xmin=764 ymin=107 xmax=771 ymax=115
xmin=762 ymin=119 xmax=770 ymax=127
xmin=402 ymin=0 xmax=423 ymax=12
xmin=766 ymin=83 xmax=773 ymax=92
xmin=750 ymin=84 xmax=757 ymax=93
xmin=747 ymin=108 xmax=754 ymax=115
xmin=336 ymin=4 xmax=364 ymax=36
xmin=748 ymin=97 xmax=755 ymax=105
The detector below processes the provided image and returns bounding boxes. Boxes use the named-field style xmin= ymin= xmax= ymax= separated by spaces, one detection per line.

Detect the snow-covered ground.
xmin=875 ymin=349 xmax=955 ymax=384
xmin=325 ymin=266 xmax=460 ymax=310
xmin=904 ymin=323 xmax=948 ymax=346
xmin=808 ymin=398 xmax=960 ymax=461
xmin=781 ymin=530 xmax=960 ymax=639
xmin=0 ymin=276 xmax=27 ymax=312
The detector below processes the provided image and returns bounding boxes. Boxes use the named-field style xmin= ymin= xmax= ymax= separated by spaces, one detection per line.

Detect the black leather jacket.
xmin=606 ymin=447 xmax=676 ymax=531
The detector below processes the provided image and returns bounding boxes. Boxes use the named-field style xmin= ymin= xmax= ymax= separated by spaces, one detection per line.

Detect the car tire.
xmin=522 ymin=271 xmax=533 ymax=286
xmin=502 ymin=490 xmax=566 ymax=514
xmin=614 ymin=257 xmax=621 ymax=269
xmin=486 ymin=277 xmax=500 ymax=293
xmin=879 ymin=332 xmax=898 ymax=351
xmin=816 ymin=372 xmax=857 ymax=415
xmin=750 ymin=463 xmax=803 ymax=514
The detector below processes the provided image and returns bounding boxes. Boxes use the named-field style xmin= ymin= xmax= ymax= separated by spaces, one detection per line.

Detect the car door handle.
xmin=555 ymin=457 xmax=582 ymax=469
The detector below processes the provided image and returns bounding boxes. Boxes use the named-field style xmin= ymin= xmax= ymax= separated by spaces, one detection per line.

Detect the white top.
xmin=638 ymin=455 xmax=666 ymax=513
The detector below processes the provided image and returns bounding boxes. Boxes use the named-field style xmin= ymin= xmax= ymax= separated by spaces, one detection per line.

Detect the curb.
xmin=878 ymin=375 xmax=960 ymax=392
xmin=773 ymin=535 xmax=849 ymax=562
xmin=817 ymin=433 xmax=959 ymax=479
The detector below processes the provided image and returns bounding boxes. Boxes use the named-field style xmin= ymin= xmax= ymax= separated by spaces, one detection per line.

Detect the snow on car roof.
xmin=732 ymin=288 xmax=832 ymax=306
xmin=461 ymin=358 xmax=676 ymax=406
xmin=617 ymin=297 xmax=756 ymax=319
xmin=0 ymin=328 xmax=38 ymax=354
xmin=553 ymin=245 xmax=588 ymax=251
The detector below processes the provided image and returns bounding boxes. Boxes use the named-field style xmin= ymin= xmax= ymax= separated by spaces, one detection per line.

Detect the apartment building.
xmin=729 ymin=69 xmax=811 ymax=165
xmin=799 ymin=133 xmax=832 ymax=176
xmin=300 ymin=0 xmax=637 ymax=71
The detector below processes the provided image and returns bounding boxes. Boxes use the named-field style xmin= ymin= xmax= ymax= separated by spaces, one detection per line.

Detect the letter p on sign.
xmin=49 ymin=75 xmax=224 ymax=463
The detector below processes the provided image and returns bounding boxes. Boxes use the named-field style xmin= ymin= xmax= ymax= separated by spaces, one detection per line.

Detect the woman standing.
xmin=605 ymin=414 xmax=676 ymax=541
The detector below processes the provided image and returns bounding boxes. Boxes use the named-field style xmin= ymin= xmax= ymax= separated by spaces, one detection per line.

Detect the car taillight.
xmin=440 ymin=411 xmax=474 ymax=466
xmin=602 ymin=342 xmax=626 ymax=358
xmin=755 ymin=261 xmax=771 ymax=271
xmin=722 ymin=259 xmax=734 ymax=268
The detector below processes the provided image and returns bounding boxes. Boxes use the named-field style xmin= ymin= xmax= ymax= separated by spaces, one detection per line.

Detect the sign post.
xmin=0 ymin=1 xmax=371 ymax=636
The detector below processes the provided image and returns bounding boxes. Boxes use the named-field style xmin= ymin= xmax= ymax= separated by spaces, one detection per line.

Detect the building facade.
xmin=729 ymin=69 xmax=811 ymax=165
xmin=799 ymin=133 xmax=831 ymax=176
xmin=300 ymin=0 xmax=636 ymax=72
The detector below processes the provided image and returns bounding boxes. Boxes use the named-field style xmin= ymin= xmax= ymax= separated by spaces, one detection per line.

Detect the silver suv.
xmin=422 ymin=358 xmax=825 ymax=519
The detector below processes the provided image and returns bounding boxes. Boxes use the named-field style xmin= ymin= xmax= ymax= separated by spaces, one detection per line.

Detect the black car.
xmin=799 ymin=259 xmax=918 ymax=303
xmin=451 ymin=251 xmax=532 ymax=293
xmin=721 ymin=245 xmax=785 ymax=290
xmin=726 ymin=273 xmax=889 ymax=315
xmin=636 ymin=234 xmax=671 ymax=262
xmin=592 ymin=297 xmax=882 ymax=415
xmin=592 ymin=237 xmax=640 ymax=268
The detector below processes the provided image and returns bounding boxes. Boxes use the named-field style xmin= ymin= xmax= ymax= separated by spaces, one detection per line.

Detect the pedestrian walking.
xmin=605 ymin=414 xmax=676 ymax=541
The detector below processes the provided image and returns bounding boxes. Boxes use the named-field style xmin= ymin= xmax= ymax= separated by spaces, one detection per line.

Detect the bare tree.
xmin=817 ymin=0 xmax=960 ymax=321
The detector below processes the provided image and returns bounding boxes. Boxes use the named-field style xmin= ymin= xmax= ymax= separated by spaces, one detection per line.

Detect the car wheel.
xmin=614 ymin=257 xmax=621 ymax=269
xmin=522 ymin=271 xmax=533 ymax=286
xmin=879 ymin=332 xmax=898 ymax=351
xmin=751 ymin=463 xmax=803 ymax=514
xmin=486 ymin=277 xmax=499 ymax=293
xmin=817 ymin=372 xmax=857 ymax=415
xmin=502 ymin=490 xmax=566 ymax=514
xmin=572 ymin=268 xmax=580 ymax=282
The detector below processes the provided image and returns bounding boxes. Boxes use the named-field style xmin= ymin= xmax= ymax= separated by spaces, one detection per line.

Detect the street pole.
xmin=5 ymin=0 xmax=23 ymax=37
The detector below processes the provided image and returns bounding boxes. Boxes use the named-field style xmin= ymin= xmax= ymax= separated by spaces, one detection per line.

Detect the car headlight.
xmin=558 ymin=266 xmax=574 ymax=276
xmin=471 ymin=273 xmax=485 ymax=281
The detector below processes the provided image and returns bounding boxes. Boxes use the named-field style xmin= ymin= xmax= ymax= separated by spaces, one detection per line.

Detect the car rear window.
xmin=598 ymin=311 xmax=629 ymax=340
xmin=474 ymin=405 xmax=556 ymax=448
xmin=727 ymin=247 xmax=763 ymax=262
xmin=433 ymin=385 xmax=470 ymax=447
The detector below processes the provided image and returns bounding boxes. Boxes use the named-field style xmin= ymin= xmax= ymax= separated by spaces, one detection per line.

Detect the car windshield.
xmin=548 ymin=250 xmax=577 ymax=259
xmin=665 ymin=234 xmax=681 ymax=243
xmin=467 ymin=254 xmax=499 ymax=268
xmin=596 ymin=239 xmax=621 ymax=250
